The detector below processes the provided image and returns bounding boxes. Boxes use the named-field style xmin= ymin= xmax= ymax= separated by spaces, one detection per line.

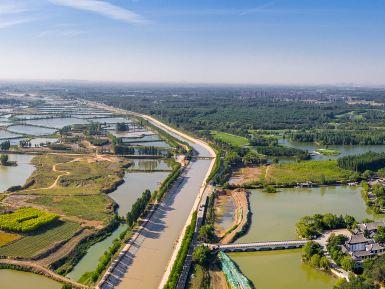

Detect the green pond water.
xmin=110 ymin=170 xmax=170 ymax=216
xmin=67 ymin=224 xmax=128 ymax=281
xmin=0 ymin=269 xmax=62 ymax=289
xmin=229 ymin=249 xmax=336 ymax=289
xmin=237 ymin=186 xmax=381 ymax=243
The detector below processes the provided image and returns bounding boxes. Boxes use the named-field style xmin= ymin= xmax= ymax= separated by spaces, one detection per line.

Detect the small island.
xmin=0 ymin=154 xmax=17 ymax=167
xmin=315 ymin=148 xmax=341 ymax=156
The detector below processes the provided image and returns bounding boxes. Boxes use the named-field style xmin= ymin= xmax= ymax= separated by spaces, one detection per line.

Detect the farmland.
xmin=0 ymin=207 xmax=58 ymax=233
xmin=0 ymin=231 xmax=21 ymax=247
xmin=210 ymin=131 xmax=249 ymax=147
xmin=0 ymin=221 xmax=80 ymax=258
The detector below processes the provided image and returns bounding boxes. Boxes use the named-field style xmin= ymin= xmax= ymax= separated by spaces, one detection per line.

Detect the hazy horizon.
xmin=1 ymin=0 xmax=385 ymax=85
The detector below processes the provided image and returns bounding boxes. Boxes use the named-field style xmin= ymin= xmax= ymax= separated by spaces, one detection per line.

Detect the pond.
xmin=24 ymin=117 xmax=89 ymax=129
xmin=280 ymin=139 xmax=385 ymax=160
xmin=67 ymin=224 xmax=128 ymax=281
xmin=128 ymin=141 xmax=171 ymax=148
xmin=0 ymin=269 xmax=62 ymax=289
xmin=0 ymin=130 xmax=22 ymax=140
xmin=87 ymin=117 xmax=130 ymax=124
xmin=130 ymin=159 xmax=172 ymax=171
xmin=236 ymin=186 xmax=381 ymax=243
xmin=229 ymin=249 xmax=336 ymax=289
xmin=110 ymin=171 xmax=170 ymax=216
xmin=7 ymin=125 xmax=57 ymax=136
xmin=0 ymin=154 xmax=35 ymax=192
xmin=29 ymin=137 xmax=59 ymax=147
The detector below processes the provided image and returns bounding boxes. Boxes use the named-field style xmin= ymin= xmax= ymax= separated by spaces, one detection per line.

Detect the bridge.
xmin=206 ymin=240 xmax=308 ymax=252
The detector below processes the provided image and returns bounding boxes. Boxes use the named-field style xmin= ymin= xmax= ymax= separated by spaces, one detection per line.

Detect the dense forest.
xmin=337 ymin=152 xmax=385 ymax=172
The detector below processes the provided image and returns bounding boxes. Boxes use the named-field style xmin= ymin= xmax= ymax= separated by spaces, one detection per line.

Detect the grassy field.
xmin=0 ymin=220 xmax=80 ymax=258
xmin=261 ymin=160 xmax=353 ymax=186
xmin=0 ymin=231 xmax=21 ymax=247
xmin=32 ymin=195 xmax=114 ymax=224
xmin=211 ymin=131 xmax=249 ymax=147
xmin=23 ymin=154 xmax=124 ymax=195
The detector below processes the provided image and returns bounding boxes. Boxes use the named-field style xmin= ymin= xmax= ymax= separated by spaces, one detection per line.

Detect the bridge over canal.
xmin=207 ymin=240 xmax=309 ymax=252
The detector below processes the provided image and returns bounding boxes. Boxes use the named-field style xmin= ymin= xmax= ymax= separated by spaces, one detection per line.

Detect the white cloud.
xmin=0 ymin=2 xmax=30 ymax=15
xmin=0 ymin=18 xmax=32 ymax=29
xmin=48 ymin=0 xmax=147 ymax=24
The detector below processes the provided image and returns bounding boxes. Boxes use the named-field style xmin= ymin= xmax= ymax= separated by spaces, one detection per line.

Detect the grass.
xmin=315 ymin=148 xmax=340 ymax=156
xmin=187 ymin=264 xmax=205 ymax=289
xmin=210 ymin=131 xmax=249 ymax=147
xmin=0 ymin=220 xmax=80 ymax=258
xmin=32 ymin=194 xmax=114 ymax=224
xmin=0 ymin=231 xmax=21 ymax=247
xmin=262 ymin=160 xmax=353 ymax=186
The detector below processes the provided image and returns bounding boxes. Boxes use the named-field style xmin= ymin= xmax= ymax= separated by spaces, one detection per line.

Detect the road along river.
xmin=89 ymin=102 xmax=216 ymax=289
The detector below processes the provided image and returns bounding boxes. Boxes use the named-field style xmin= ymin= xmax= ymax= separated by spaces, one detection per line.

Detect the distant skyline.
xmin=0 ymin=0 xmax=385 ymax=85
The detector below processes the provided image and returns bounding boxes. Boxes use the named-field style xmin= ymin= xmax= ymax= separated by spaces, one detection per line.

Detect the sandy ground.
xmin=229 ymin=166 xmax=263 ymax=186
xmin=215 ymin=189 xmax=250 ymax=244
xmin=209 ymin=262 xmax=229 ymax=289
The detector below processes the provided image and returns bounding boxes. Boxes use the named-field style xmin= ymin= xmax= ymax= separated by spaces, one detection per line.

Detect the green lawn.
xmin=0 ymin=220 xmax=80 ymax=258
xmin=263 ymin=160 xmax=353 ymax=186
xmin=211 ymin=131 xmax=249 ymax=147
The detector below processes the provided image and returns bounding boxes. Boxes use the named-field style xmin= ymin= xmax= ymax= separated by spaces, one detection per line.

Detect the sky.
xmin=0 ymin=0 xmax=385 ymax=85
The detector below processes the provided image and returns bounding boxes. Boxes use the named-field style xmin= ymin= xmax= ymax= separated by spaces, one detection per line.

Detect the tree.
xmin=198 ymin=224 xmax=215 ymax=243
xmin=341 ymin=256 xmax=355 ymax=272
xmin=374 ymin=226 xmax=385 ymax=244
xmin=192 ymin=245 xmax=211 ymax=267
xmin=302 ymin=241 xmax=323 ymax=261
xmin=0 ymin=154 xmax=8 ymax=165
xmin=310 ymin=254 xmax=321 ymax=268
xmin=0 ymin=140 xmax=10 ymax=151
xmin=320 ymin=256 xmax=330 ymax=270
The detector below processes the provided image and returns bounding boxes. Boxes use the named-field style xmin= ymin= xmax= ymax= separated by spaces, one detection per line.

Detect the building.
xmin=342 ymin=222 xmax=385 ymax=262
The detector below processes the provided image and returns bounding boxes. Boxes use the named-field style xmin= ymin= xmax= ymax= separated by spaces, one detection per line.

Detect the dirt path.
xmin=209 ymin=263 xmax=229 ymax=289
xmin=0 ymin=259 xmax=91 ymax=289
xmin=24 ymin=157 xmax=82 ymax=192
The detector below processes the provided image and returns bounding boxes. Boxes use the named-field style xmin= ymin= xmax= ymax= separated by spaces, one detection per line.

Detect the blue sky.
xmin=0 ymin=0 xmax=385 ymax=85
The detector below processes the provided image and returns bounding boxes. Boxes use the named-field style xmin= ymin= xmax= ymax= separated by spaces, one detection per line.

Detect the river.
xmin=98 ymin=112 xmax=214 ymax=289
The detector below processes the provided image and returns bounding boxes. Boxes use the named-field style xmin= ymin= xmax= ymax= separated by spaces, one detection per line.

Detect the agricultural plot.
xmin=0 ymin=231 xmax=21 ymax=247
xmin=0 ymin=207 xmax=58 ymax=233
xmin=210 ymin=131 xmax=249 ymax=147
xmin=0 ymin=221 xmax=80 ymax=258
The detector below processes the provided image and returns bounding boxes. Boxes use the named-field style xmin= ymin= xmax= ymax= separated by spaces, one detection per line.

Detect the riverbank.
xmin=215 ymin=189 xmax=251 ymax=244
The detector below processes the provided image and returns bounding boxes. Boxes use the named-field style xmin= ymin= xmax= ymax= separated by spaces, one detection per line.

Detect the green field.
xmin=262 ymin=160 xmax=353 ymax=186
xmin=211 ymin=131 xmax=249 ymax=147
xmin=32 ymin=194 xmax=114 ymax=224
xmin=0 ymin=221 xmax=80 ymax=258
